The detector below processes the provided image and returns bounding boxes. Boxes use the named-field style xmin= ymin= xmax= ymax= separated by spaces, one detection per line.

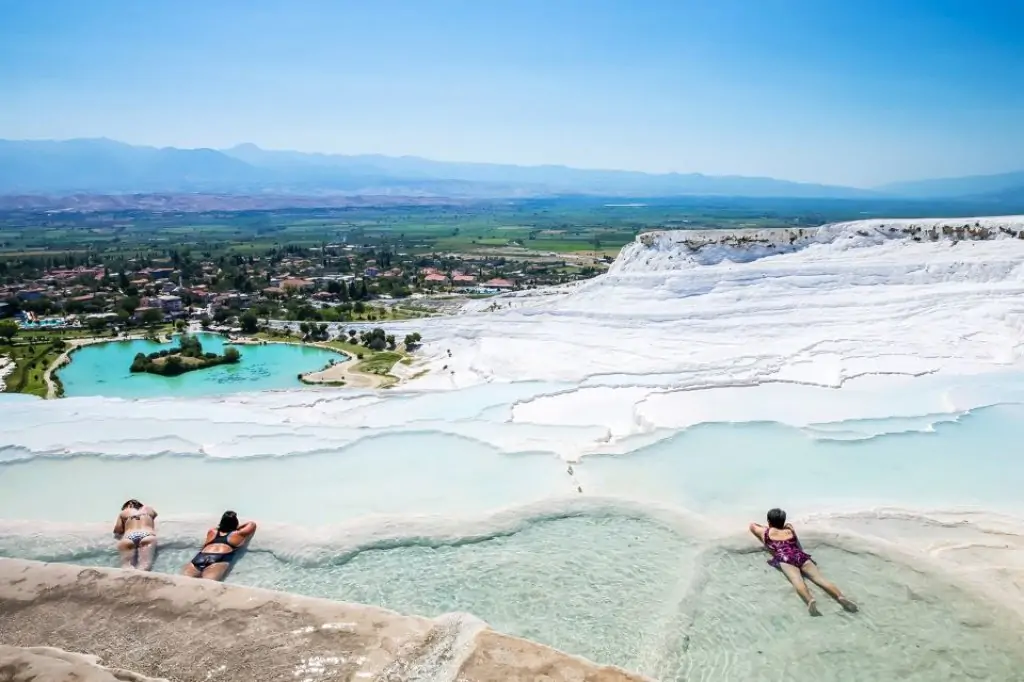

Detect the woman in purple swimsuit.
xmin=749 ymin=508 xmax=858 ymax=616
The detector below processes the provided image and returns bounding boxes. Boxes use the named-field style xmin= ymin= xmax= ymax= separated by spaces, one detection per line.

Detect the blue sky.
xmin=1 ymin=0 xmax=1022 ymax=187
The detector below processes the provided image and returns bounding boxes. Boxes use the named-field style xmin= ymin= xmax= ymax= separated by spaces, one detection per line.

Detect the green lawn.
xmin=321 ymin=340 xmax=406 ymax=377
xmin=381 ymin=307 xmax=428 ymax=320
xmin=353 ymin=351 xmax=404 ymax=376
xmin=1 ymin=324 xmax=178 ymax=399
xmin=320 ymin=338 xmax=371 ymax=358
xmin=255 ymin=331 xmax=406 ymax=378
xmin=331 ymin=306 xmax=427 ymax=322
xmin=257 ymin=331 xmax=374 ymax=360
xmin=17 ymin=327 xmax=113 ymax=342
xmin=1 ymin=340 xmax=63 ymax=398
xmin=520 ymin=240 xmax=607 ymax=253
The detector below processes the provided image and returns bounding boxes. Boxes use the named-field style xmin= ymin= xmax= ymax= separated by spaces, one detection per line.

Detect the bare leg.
xmin=802 ymin=561 xmax=858 ymax=612
xmin=116 ymin=539 xmax=137 ymax=569
xmin=779 ymin=563 xmax=820 ymax=616
xmin=181 ymin=561 xmax=202 ymax=578
xmin=136 ymin=536 xmax=157 ymax=571
xmin=200 ymin=561 xmax=232 ymax=582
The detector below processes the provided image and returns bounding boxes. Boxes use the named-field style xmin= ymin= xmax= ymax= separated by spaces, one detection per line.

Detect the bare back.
xmin=120 ymin=506 xmax=156 ymax=533
xmin=200 ymin=522 xmax=256 ymax=555
xmin=765 ymin=526 xmax=796 ymax=543
xmin=202 ymin=528 xmax=240 ymax=555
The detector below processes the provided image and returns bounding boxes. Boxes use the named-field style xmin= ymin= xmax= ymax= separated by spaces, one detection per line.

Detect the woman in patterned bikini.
xmin=113 ymin=499 xmax=158 ymax=570
xmin=749 ymin=508 xmax=858 ymax=616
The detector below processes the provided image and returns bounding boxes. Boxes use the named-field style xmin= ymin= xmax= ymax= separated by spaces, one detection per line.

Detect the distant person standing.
xmin=113 ymin=499 xmax=158 ymax=570
xmin=749 ymin=508 xmax=858 ymax=616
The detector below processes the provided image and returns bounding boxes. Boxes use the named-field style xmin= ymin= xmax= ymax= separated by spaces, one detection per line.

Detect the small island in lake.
xmin=130 ymin=334 xmax=241 ymax=376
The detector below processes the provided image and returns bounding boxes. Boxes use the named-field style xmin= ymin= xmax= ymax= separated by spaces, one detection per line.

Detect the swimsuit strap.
xmin=203 ymin=529 xmax=237 ymax=550
xmin=767 ymin=527 xmax=798 ymax=541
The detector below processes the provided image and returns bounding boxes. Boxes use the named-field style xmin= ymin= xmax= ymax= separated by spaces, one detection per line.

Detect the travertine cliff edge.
xmin=0 ymin=559 xmax=648 ymax=682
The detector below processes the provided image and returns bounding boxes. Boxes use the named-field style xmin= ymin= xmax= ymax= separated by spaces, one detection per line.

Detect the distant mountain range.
xmin=0 ymin=138 xmax=875 ymax=199
xmin=875 ymin=170 xmax=1024 ymax=201
xmin=0 ymin=137 xmax=1019 ymax=203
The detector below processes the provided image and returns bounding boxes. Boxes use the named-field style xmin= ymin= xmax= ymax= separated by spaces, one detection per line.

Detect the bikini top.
xmin=202 ymin=530 xmax=239 ymax=552
xmin=125 ymin=506 xmax=154 ymax=521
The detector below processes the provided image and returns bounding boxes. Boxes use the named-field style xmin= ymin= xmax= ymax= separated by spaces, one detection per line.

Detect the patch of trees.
xmin=239 ymin=311 xmax=259 ymax=334
xmin=299 ymin=321 xmax=330 ymax=341
xmin=86 ymin=316 xmax=110 ymax=332
xmin=358 ymin=327 xmax=396 ymax=351
xmin=403 ymin=332 xmax=422 ymax=350
xmin=347 ymin=279 xmax=370 ymax=301
xmin=0 ymin=319 xmax=18 ymax=343
xmin=130 ymin=334 xmax=241 ymax=376
xmin=140 ymin=308 xmax=165 ymax=326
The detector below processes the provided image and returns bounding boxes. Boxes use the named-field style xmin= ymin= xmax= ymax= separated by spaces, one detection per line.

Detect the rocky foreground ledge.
xmin=0 ymin=559 xmax=647 ymax=682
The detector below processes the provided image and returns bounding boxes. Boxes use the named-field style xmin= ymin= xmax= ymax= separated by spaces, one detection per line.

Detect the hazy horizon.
xmin=0 ymin=136 xmax=891 ymax=189
xmin=2 ymin=1 xmax=1023 ymax=187
xmin=4 ymin=136 xmax=1022 ymax=194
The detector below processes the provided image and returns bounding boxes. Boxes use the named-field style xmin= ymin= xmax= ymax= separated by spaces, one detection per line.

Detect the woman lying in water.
xmin=749 ymin=508 xmax=858 ymax=616
xmin=113 ymin=499 xmax=158 ymax=571
xmin=182 ymin=511 xmax=257 ymax=581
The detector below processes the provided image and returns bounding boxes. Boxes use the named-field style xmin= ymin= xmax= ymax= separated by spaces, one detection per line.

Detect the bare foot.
xmin=838 ymin=597 xmax=859 ymax=613
xmin=808 ymin=600 xmax=821 ymax=616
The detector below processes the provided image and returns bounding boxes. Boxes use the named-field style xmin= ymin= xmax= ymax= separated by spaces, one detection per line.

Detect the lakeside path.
xmin=229 ymin=336 xmax=394 ymax=389
xmin=44 ymin=334 xmax=149 ymax=399
xmin=301 ymin=358 xmax=385 ymax=389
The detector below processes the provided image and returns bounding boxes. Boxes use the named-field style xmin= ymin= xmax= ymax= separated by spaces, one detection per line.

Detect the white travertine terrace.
xmin=5 ymin=216 xmax=1024 ymax=679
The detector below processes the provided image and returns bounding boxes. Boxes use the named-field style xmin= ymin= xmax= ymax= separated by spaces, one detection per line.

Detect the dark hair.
xmin=767 ymin=508 xmax=787 ymax=529
xmin=121 ymin=499 xmax=142 ymax=510
xmin=218 ymin=511 xmax=239 ymax=533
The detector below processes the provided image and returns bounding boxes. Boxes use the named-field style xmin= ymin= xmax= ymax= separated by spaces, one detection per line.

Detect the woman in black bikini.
xmin=182 ymin=511 xmax=257 ymax=581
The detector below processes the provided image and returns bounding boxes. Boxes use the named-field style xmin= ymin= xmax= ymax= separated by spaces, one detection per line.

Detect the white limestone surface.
xmin=4 ymin=217 xmax=1024 ymax=680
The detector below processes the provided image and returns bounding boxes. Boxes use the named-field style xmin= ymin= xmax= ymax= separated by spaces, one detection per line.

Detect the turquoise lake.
xmin=58 ymin=333 xmax=344 ymax=399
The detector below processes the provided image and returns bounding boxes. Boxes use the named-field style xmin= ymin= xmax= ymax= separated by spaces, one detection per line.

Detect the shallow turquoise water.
xmin=579 ymin=403 xmax=1024 ymax=519
xmin=58 ymin=333 xmax=343 ymax=398
xmin=60 ymin=515 xmax=1024 ymax=681
xmin=5 ymin=380 xmax=1024 ymax=679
